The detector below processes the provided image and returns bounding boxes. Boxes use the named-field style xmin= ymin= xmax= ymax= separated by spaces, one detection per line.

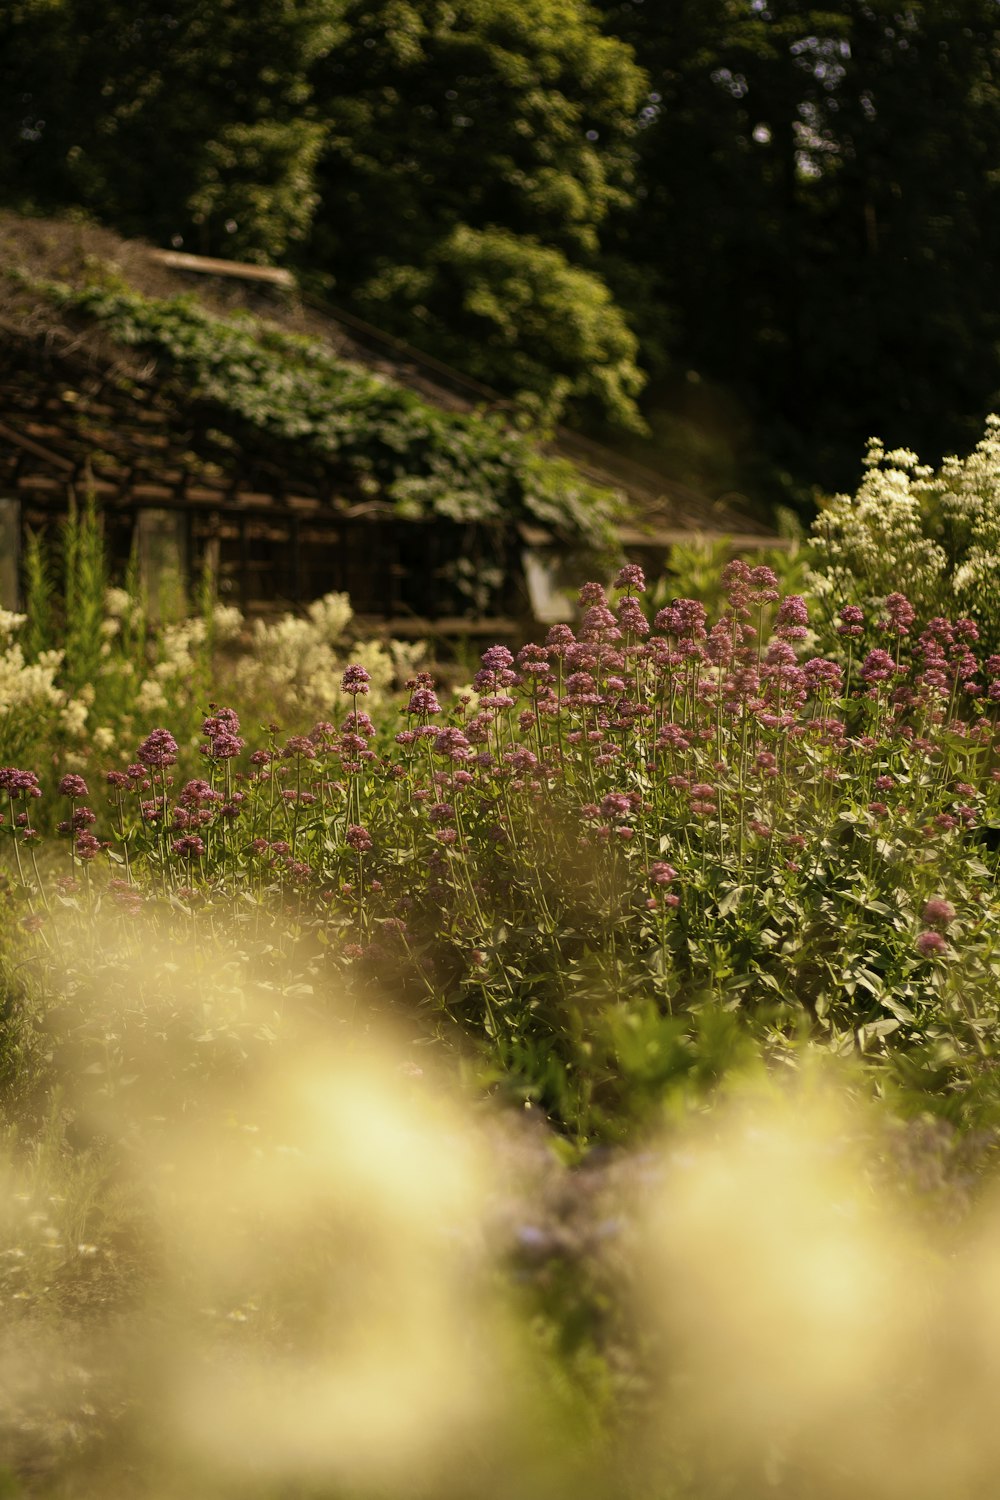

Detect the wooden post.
xmin=136 ymin=508 xmax=187 ymax=621
xmin=0 ymin=497 xmax=21 ymax=610
xmin=290 ymin=512 xmax=302 ymax=604
xmin=238 ymin=514 xmax=249 ymax=612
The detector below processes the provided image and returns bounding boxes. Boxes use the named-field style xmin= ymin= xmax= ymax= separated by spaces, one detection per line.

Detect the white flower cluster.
xmin=134 ymin=604 xmax=245 ymax=715
xmin=809 ymin=416 xmax=1000 ymax=644
xmin=233 ymin=592 xmax=422 ymax=712
xmin=0 ymin=610 xmax=64 ymax=716
xmin=3 ymin=585 xmax=420 ymax=748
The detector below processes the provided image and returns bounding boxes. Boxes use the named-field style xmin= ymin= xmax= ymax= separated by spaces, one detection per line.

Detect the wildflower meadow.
xmin=7 ymin=427 xmax=1000 ymax=1497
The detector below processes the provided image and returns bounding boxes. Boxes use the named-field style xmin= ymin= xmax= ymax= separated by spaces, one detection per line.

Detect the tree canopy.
xmin=3 ymin=0 xmax=1000 ymax=508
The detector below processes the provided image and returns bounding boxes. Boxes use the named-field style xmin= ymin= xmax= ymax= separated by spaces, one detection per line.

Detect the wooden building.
xmin=0 ymin=320 xmax=532 ymax=632
xmin=0 ymin=245 xmax=778 ymax=632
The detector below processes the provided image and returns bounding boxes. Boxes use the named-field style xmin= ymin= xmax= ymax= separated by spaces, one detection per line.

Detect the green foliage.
xmin=807 ymin=415 xmax=1000 ymax=655
xmin=7 ymin=563 xmax=1000 ymax=1142
xmin=21 ymin=529 xmax=54 ymax=660
xmin=598 ymin=0 xmax=1000 ymax=505
xmin=185 ymin=117 xmax=329 ymax=264
xmin=362 ymin=226 xmax=647 ymax=432
xmin=306 ymin=0 xmax=647 ymax=429
xmin=0 ymin=0 xmax=344 ymax=260
xmin=37 ymin=277 xmax=625 ymax=549
xmin=312 ymin=0 xmax=645 ymax=259
xmin=6 ymin=1 xmax=1000 ymax=509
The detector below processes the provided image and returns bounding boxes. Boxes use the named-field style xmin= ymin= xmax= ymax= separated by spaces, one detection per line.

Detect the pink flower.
xmin=922 ymin=897 xmax=956 ymax=928
xmin=837 ymin=605 xmax=864 ymax=638
xmin=860 ymin=648 xmax=896 ymax=684
xmin=137 ymin=728 xmax=179 ymax=768
xmin=481 ymin=645 xmax=514 ymax=673
xmin=179 ymin=779 xmax=221 ymax=809
xmin=882 ymin=593 xmax=915 ymax=635
xmin=0 ymin=768 xmax=42 ymax=798
xmin=341 ymin=664 xmax=371 ymax=695
xmin=749 ymin=566 xmax=779 ymax=604
xmin=578 ymin=582 xmax=608 ymax=606
xmin=203 ymin=707 xmax=241 ymax=736
xmin=433 ymin=727 xmax=473 ymax=760
xmin=75 ymin=832 xmax=104 ymax=861
xmin=614 ymin=563 xmax=646 ymax=592
xmin=776 ymin=594 xmax=809 ymax=635
xmin=618 ymin=597 xmax=650 ymax=637
xmin=765 ymin=641 xmax=797 ymax=668
xmin=916 ymin=930 xmax=948 ymax=957
xmin=58 ymin=774 xmax=88 ymax=798
xmin=407 ymin=680 xmax=442 ymax=716
xmin=721 ymin=560 xmax=752 ymax=591
xmin=283 ymin=735 xmax=317 ymax=759
xmin=346 ymin=824 xmax=372 ymax=853
xmin=171 ymin=835 xmax=206 ymax=859
xmin=203 ymin=731 xmax=244 ymax=760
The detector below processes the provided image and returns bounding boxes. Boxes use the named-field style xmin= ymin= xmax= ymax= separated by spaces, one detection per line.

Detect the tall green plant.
xmin=61 ymin=486 xmax=109 ymax=692
xmin=21 ymin=528 xmax=54 ymax=660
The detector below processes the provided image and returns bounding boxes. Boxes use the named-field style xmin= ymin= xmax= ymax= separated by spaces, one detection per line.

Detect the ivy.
xmin=37 ymin=280 xmax=626 ymax=552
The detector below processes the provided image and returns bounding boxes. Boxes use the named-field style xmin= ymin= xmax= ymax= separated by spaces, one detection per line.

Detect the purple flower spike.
xmin=922 ymin=897 xmax=956 ymax=929
xmin=883 ymin=593 xmax=915 ymax=635
xmin=614 ymin=563 xmax=646 ymax=593
xmin=859 ymin=649 xmax=896 ymax=684
xmin=481 ymin=644 xmax=514 ymax=673
xmin=341 ymin=664 xmax=371 ymax=695
xmin=837 ymin=605 xmax=864 ymax=638
xmin=137 ymin=728 xmax=179 ymax=768
xmin=0 ymin=768 xmax=42 ymax=799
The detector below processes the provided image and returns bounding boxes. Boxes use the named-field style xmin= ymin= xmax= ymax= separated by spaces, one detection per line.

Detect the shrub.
xmin=6 ymin=561 xmax=1000 ymax=1137
xmin=809 ymin=414 xmax=1000 ymax=655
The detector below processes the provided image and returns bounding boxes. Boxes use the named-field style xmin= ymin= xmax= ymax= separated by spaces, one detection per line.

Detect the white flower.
xmin=137 ymin=678 xmax=169 ymax=713
xmin=60 ymin=699 xmax=89 ymax=737
xmin=104 ymin=587 xmax=133 ymax=618
xmin=231 ymin=594 xmax=412 ymax=713
xmin=212 ymin=604 xmax=244 ymax=642
xmin=307 ymin=591 xmax=354 ymax=643
xmin=0 ymin=642 xmax=63 ymax=711
xmin=0 ymin=610 xmax=27 ymax=642
xmin=809 ymin=414 xmax=1000 ymax=649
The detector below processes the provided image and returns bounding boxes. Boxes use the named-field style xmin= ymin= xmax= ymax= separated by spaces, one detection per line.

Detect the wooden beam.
xmin=0 ymin=419 xmax=75 ymax=471
xmin=617 ymin=528 xmax=792 ymax=551
xmin=353 ymin=615 xmax=520 ymax=639
xmin=148 ymin=248 xmax=295 ymax=289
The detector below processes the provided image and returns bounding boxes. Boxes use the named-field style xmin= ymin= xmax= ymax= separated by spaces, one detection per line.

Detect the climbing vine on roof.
xmin=34 ymin=279 xmax=626 ymax=551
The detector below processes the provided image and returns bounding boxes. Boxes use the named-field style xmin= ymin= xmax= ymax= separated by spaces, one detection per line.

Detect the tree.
xmin=598 ymin=0 xmax=1000 ymax=502
xmin=0 ymin=0 xmax=344 ymax=261
xmin=307 ymin=0 xmax=648 ymax=428
xmin=363 ymin=225 xmax=647 ymax=430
